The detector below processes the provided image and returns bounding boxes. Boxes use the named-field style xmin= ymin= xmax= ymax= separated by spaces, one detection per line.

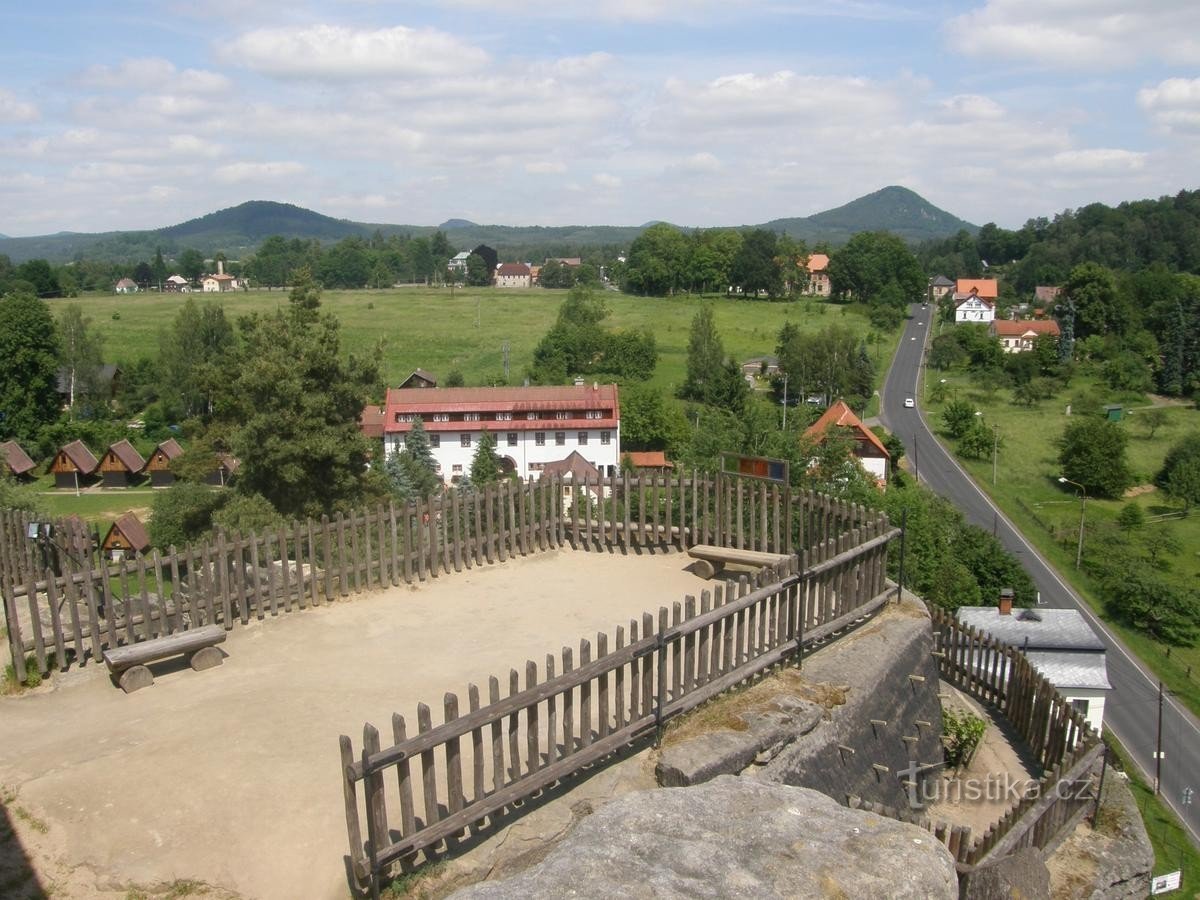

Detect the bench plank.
xmin=102 ymin=624 xmax=226 ymax=674
xmin=687 ymin=544 xmax=790 ymax=568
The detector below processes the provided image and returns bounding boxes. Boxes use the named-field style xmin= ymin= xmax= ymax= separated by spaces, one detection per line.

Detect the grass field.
xmin=57 ymin=287 xmax=888 ymax=395
xmin=923 ymin=366 xmax=1200 ymax=718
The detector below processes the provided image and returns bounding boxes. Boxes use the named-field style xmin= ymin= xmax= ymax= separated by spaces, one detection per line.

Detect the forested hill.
xmin=762 ymin=186 xmax=978 ymax=243
xmin=918 ymin=187 xmax=1200 ymax=290
xmin=0 ymin=188 xmax=976 ymax=264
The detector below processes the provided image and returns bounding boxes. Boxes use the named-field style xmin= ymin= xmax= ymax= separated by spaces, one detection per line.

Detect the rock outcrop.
xmin=449 ymin=776 xmax=958 ymax=900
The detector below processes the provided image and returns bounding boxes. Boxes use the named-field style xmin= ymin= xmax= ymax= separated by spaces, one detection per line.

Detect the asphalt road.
xmin=879 ymin=303 xmax=1200 ymax=850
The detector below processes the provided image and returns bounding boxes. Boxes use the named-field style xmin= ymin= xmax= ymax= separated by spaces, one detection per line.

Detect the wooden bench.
xmin=686 ymin=544 xmax=790 ymax=579
xmin=101 ymin=624 xmax=227 ymax=693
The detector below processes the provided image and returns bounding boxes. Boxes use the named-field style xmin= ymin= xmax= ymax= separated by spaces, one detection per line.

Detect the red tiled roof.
xmin=955 ymin=278 xmax=998 ymax=299
xmin=1 ymin=440 xmax=36 ymax=476
xmin=496 ymin=263 xmax=531 ymax=276
xmin=384 ymin=384 xmax=619 ymax=434
xmin=156 ymin=438 xmax=184 ymax=460
xmin=625 ymin=451 xmax=672 ymax=469
xmin=360 ymin=404 xmax=386 ymax=439
xmin=105 ymin=439 xmax=146 ymax=473
xmin=205 ymin=273 xmax=235 ymax=281
xmin=57 ymin=440 xmax=99 ymax=474
xmin=804 ymin=400 xmax=890 ymax=459
xmin=805 ymin=253 xmax=829 ymax=273
xmin=541 ymin=451 xmax=600 ymax=481
xmin=106 ymin=512 xmax=151 ymax=553
xmin=992 ymin=320 xmax=1061 ymax=338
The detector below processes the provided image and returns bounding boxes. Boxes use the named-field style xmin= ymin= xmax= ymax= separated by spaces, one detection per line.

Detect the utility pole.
xmin=781 ymin=374 xmax=789 ymax=430
xmin=992 ymin=424 xmax=999 ymax=486
xmin=1155 ymin=680 xmax=1164 ymax=795
xmin=914 ymin=435 xmax=919 ymax=483
xmin=1058 ymin=477 xmax=1087 ymax=569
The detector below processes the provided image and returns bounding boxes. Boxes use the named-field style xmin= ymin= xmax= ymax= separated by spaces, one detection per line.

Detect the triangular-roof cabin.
xmin=1 ymin=440 xmax=37 ymax=478
xmin=102 ymin=512 xmax=151 ymax=561
xmin=541 ymin=450 xmax=603 ymax=506
xmin=144 ymin=438 xmax=184 ymax=486
xmin=803 ymin=400 xmax=890 ymax=485
xmin=50 ymin=440 xmax=99 ymax=489
xmin=99 ymin=439 xmax=147 ymax=487
xmin=204 ymin=454 xmax=240 ymax=486
xmin=399 ymin=369 xmax=438 ymax=390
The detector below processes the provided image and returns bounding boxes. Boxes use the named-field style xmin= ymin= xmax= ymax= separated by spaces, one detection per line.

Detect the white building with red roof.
xmin=990 ymin=319 xmax=1061 ymax=353
xmin=495 ymin=262 xmax=532 ymax=288
xmin=804 ymin=399 xmax=890 ymax=485
xmin=804 ymin=254 xmax=831 ymax=297
xmin=383 ymin=383 xmax=620 ymax=483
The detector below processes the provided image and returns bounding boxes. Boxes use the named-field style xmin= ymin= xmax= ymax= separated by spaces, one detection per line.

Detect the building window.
xmin=535 ymin=432 xmax=546 ymax=446
xmin=452 ymin=464 xmax=462 ymax=473
xmin=433 ymin=413 xmax=449 ymax=422
xmin=1070 ymin=698 xmax=1090 ymax=716
xmin=464 ymin=412 xmax=481 ymax=422
xmin=578 ymin=432 xmax=588 ymax=445
xmin=461 ymin=434 xmax=472 ymax=448
xmin=526 ymin=412 xmax=540 ymax=420
xmin=555 ymin=432 xmax=565 ymax=446
xmin=556 ymin=411 xmax=569 ymax=420
xmin=496 ymin=412 xmax=512 ymax=421
xmin=429 ymin=434 xmax=440 ymax=448
xmin=601 ymin=431 xmax=611 ymax=445
xmin=586 ymin=410 xmax=602 ymax=419
xmin=506 ymin=432 xmax=517 ymax=447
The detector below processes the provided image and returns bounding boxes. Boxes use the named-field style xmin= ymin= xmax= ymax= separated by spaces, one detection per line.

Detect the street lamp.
xmin=992 ymin=424 xmax=999 ymax=486
xmin=1058 ymin=476 xmax=1087 ymax=569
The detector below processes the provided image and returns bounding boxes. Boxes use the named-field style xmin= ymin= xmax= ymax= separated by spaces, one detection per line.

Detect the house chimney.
xmin=217 ymin=259 xmax=224 ymax=276
xmin=998 ymin=588 xmax=1014 ymax=616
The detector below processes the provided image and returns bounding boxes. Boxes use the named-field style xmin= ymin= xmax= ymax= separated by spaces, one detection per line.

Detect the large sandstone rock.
xmin=962 ymin=846 xmax=1051 ymax=900
xmin=450 ymin=776 xmax=958 ymax=899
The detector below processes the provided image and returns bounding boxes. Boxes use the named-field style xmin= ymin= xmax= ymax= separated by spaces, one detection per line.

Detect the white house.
xmin=447 ymin=251 xmax=471 ymax=275
xmin=383 ymin=384 xmax=620 ymax=483
xmin=201 ymin=259 xmax=237 ymax=292
xmin=990 ymin=319 xmax=1061 ymax=353
xmin=957 ymin=600 xmax=1110 ymax=733
xmin=495 ymin=262 xmax=532 ymax=288
xmin=804 ymin=254 xmax=831 ymax=297
xmin=953 ymin=278 xmax=998 ymax=324
xmin=115 ymin=277 xmax=138 ymax=294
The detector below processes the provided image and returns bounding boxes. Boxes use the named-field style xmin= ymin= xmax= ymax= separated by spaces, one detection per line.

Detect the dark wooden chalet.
xmin=399 ymin=369 xmax=437 ymax=389
xmin=144 ymin=438 xmax=183 ymax=486
xmin=102 ymin=512 xmax=151 ymax=561
xmin=1 ymin=440 xmax=37 ymax=479
xmin=50 ymin=440 xmax=99 ymax=489
xmin=98 ymin=439 xmax=147 ymax=487
xmin=204 ymin=454 xmax=240 ymax=486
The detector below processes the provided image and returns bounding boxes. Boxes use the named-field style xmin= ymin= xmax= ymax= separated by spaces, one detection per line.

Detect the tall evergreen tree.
xmin=0 ymin=290 xmax=60 ymax=442
xmin=679 ymin=304 xmax=746 ymax=411
xmin=470 ymin=429 xmax=502 ymax=486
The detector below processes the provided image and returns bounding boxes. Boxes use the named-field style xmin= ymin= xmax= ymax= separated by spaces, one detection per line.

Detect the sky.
xmin=0 ymin=0 xmax=1198 ymax=237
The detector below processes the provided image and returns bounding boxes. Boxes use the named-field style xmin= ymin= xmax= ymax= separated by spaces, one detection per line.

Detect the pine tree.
xmin=470 ymin=429 xmax=502 ymax=485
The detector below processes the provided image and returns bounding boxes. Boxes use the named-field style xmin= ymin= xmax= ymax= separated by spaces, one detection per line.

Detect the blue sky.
xmin=1 ymin=0 xmax=1197 ymax=236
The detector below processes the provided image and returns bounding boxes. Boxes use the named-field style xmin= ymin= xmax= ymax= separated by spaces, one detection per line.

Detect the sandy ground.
xmin=0 ymin=547 xmax=713 ymax=900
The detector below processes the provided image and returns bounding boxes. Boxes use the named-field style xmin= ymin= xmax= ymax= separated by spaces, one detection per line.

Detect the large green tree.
xmin=57 ymin=303 xmax=105 ymax=415
xmin=679 ymin=304 xmax=746 ymax=411
xmin=160 ymin=298 xmax=235 ymax=420
xmin=827 ymin=231 xmax=924 ymax=307
xmin=1058 ymin=417 xmax=1133 ymax=499
xmin=0 ymin=291 xmax=61 ymax=442
xmin=213 ymin=270 xmax=380 ymax=518
xmin=776 ymin=322 xmax=874 ymax=409
xmin=469 ymin=429 xmax=502 ymax=485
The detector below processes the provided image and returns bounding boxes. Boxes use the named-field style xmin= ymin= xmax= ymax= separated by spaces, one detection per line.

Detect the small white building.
xmin=115 ymin=277 xmax=138 ymax=294
xmin=201 ymin=259 xmax=237 ymax=292
xmin=447 ymin=251 xmax=471 ymax=275
xmin=957 ymin=600 xmax=1110 ymax=734
xmin=383 ymin=384 xmax=620 ymax=483
xmin=495 ymin=262 xmax=532 ymax=288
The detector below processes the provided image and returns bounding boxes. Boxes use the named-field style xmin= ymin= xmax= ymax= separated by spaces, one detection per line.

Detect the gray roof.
xmin=931 ymin=275 xmax=955 ymax=287
xmin=956 ymin=606 xmax=1106 ymax=652
xmin=1025 ymin=651 xmax=1111 ymax=691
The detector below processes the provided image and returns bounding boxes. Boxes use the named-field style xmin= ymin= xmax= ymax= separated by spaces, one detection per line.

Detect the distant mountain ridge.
xmin=0 ymin=187 xmax=977 ymax=263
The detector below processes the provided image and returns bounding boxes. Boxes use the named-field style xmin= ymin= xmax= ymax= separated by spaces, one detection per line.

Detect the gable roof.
xmin=957 ymin=606 xmax=1106 ymax=652
xmin=115 ymin=277 xmax=137 ymax=289
xmin=624 ymin=451 xmax=672 ymax=469
xmin=384 ymin=384 xmax=619 ymax=434
xmin=105 ymin=512 xmax=151 ymax=554
xmin=359 ymin=404 xmax=385 ymax=439
xmin=806 ymin=253 xmax=829 ymax=273
xmin=400 ymin=368 xmax=438 ymax=388
xmin=955 ymin=278 xmax=998 ymax=299
xmin=931 ymin=274 xmax=955 ymax=287
xmin=57 ymin=439 xmax=99 ymax=474
xmin=496 ymin=262 xmax=531 ymax=277
xmin=155 ymin=438 xmax=184 ymax=460
xmin=541 ymin=450 xmax=600 ymax=481
xmin=804 ymin=400 xmax=890 ymax=459
xmin=105 ymin=438 xmax=146 ymax=473
xmin=953 ymin=292 xmax=996 ymax=309
xmin=166 ymin=274 xmax=189 ymax=284
xmin=991 ymin=320 xmax=1061 ymax=338
xmin=1 ymin=440 xmax=36 ymax=476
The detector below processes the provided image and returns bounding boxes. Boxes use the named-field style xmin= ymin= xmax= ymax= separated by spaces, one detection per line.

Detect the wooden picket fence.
xmin=339 ymin=518 xmax=899 ymax=894
xmin=1 ymin=475 xmax=878 ymax=683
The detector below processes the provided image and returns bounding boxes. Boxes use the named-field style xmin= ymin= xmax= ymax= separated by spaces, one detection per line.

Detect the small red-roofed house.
xmin=144 ymin=438 xmax=184 ymax=487
xmin=804 ymin=400 xmax=890 ymax=485
xmin=102 ymin=512 xmax=151 ymax=561
xmin=50 ymin=440 xmax=99 ymax=489
xmin=99 ymin=439 xmax=147 ymax=487
xmin=805 ymin=254 xmax=831 ymax=297
xmin=990 ymin=319 xmax=1061 ymax=353
xmin=495 ymin=263 xmax=532 ymax=288
xmin=1 ymin=440 xmax=37 ymax=479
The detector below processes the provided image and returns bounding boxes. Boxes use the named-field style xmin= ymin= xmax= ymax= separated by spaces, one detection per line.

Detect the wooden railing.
xmin=1 ymin=477 xmax=879 ymax=683
xmin=339 ymin=518 xmax=899 ymax=894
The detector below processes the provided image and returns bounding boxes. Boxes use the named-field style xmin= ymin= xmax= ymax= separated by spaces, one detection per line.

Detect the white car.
xmin=904 ymin=397 xmax=915 ymax=408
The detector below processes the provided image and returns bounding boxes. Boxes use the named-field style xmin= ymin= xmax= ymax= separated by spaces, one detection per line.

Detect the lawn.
xmin=56 ymin=288 xmax=890 ymax=396
xmin=922 ymin=366 xmax=1200 ymax=718
xmin=38 ymin=488 xmax=157 ymax=525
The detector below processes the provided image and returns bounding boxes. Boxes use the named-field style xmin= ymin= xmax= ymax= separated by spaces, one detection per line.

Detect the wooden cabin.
xmin=623 ymin=450 xmax=674 ymax=475
xmin=144 ymin=438 xmax=183 ymax=486
xmin=204 ymin=454 xmax=240 ymax=486
xmin=1 ymin=440 xmax=37 ymax=479
xmin=98 ymin=439 xmax=147 ymax=488
xmin=399 ymin=369 xmax=437 ymax=389
xmin=50 ymin=440 xmax=99 ymax=489
xmin=102 ymin=512 xmax=151 ymax=561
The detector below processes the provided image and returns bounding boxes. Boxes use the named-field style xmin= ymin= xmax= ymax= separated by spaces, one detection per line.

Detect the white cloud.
xmin=0 ymin=88 xmax=39 ymax=123
xmin=1041 ymin=148 xmax=1148 ymax=173
xmin=223 ymin=25 xmax=488 ymax=79
xmin=593 ymin=173 xmax=622 ymax=188
xmin=939 ymin=94 xmax=1004 ymax=120
xmin=945 ymin=0 xmax=1200 ymax=69
xmin=526 ymin=161 xmax=567 ymax=174
xmin=1139 ymin=77 xmax=1200 ymax=134
xmin=214 ymin=161 xmax=307 ymax=183
xmin=81 ymin=58 xmax=232 ymax=93
xmin=438 ymin=0 xmax=914 ymax=22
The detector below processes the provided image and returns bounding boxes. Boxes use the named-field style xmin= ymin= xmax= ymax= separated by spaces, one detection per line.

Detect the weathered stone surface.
xmin=449 ymin=776 xmax=958 ymax=900
xmin=1045 ymin=773 xmax=1153 ymax=900
xmin=963 ymin=846 xmax=1051 ymax=900
xmin=656 ymin=695 xmax=823 ymax=787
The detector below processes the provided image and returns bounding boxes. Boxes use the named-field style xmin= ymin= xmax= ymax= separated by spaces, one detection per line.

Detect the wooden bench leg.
xmin=189 ymin=646 xmax=223 ymax=672
xmin=693 ymin=559 xmax=717 ymax=579
xmin=119 ymin=665 xmax=154 ymax=693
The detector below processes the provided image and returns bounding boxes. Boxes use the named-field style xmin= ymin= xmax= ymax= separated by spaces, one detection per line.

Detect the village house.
xmin=102 ymin=512 xmax=151 ymax=561
xmin=740 ymin=355 xmax=780 ymax=381
xmin=115 ymin=277 xmax=139 ymax=294
xmin=163 ymin=274 xmax=190 ymax=293
xmin=623 ymin=450 xmax=673 ymax=475
xmin=1034 ymin=285 xmax=1061 ymax=305
xmin=929 ymin=274 xmax=954 ymax=302
xmin=201 ymin=259 xmax=237 ymax=292
xmin=399 ymin=369 xmax=437 ymax=390
xmin=495 ymin=262 xmax=532 ymax=288
xmin=990 ymin=319 xmax=1061 ymax=353
xmin=98 ymin=439 xmax=146 ymax=488
xmin=540 ymin=450 xmax=604 ymax=510
xmin=205 ymin=454 xmax=240 ymax=487
xmin=953 ymin=278 xmax=998 ymax=323
xmin=1 ymin=440 xmax=37 ymax=479
xmin=383 ymin=383 xmax=620 ymax=483
xmin=446 ymin=251 xmax=471 ymax=275
xmin=359 ymin=405 xmax=386 ymax=442
xmin=50 ymin=440 xmax=99 ymax=489
xmin=958 ymin=597 xmax=1110 ymax=733
xmin=144 ymin=438 xmax=183 ymax=487
xmin=804 ymin=399 xmax=890 ymax=485
xmin=804 ymin=253 xmax=831 ymax=297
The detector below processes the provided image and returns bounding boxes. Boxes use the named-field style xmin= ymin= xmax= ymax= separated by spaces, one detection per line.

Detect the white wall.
xmin=386 ymin=426 xmax=620 ymax=482
xmin=1061 ymin=688 xmax=1107 ymax=734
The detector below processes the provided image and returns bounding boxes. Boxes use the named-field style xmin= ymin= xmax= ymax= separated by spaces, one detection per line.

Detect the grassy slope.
xmin=924 ymin=366 xmax=1200 ymax=719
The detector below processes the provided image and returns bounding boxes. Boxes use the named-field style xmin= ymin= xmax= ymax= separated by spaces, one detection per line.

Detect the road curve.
xmin=879 ymin=304 xmax=1199 ymax=848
